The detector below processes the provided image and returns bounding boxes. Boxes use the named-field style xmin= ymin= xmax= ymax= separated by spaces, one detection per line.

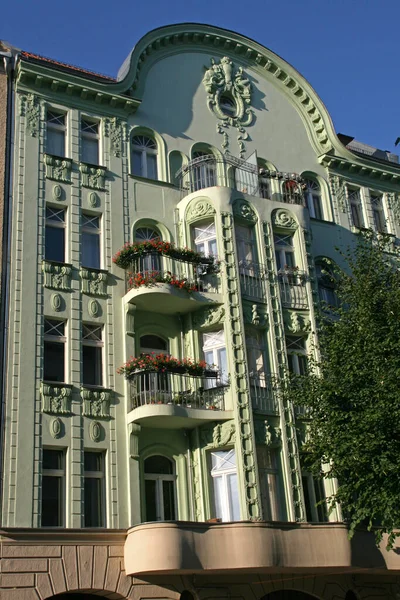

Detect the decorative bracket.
xmin=41 ymin=382 xmax=72 ymax=415
xmin=42 ymin=261 xmax=72 ymax=291
xmin=80 ymin=268 xmax=108 ymax=296
xmin=81 ymin=387 xmax=112 ymax=418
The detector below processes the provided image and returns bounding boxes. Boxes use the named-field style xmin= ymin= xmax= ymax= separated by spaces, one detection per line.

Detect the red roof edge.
xmin=21 ymin=51 xmax=116 ymax=82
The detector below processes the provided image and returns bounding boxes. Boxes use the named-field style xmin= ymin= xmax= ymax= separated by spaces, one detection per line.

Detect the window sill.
xmin=43 ymin=259 xmax=73 ymax=268
xmin=42 ymin=381 xmax=72 ymax=387
xmin=310 ymin=217 xmax=335 ymax=225
xmin=81 ymin=265 xmax=108 ymax=274
xmin=129 ymin=173 xmax=177 ymax=189
xmin=79 ymin=161 xmax=107 ymax=171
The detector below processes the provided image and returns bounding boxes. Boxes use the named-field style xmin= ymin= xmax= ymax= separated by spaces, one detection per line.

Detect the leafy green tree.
xmin=286 ymin=231 xmax=400 ymax=549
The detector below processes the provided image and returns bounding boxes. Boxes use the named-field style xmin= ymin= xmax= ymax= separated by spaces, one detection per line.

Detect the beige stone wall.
xmin=1 ymin=533 xmax=399 ymax=600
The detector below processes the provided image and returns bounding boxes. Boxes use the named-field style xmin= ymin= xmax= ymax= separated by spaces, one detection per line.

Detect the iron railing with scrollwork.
xmin=249 ymin=373 xmax=279 ymax=413
xmin=238 ymin=259 xmax=268 ymax=300
xmin=278 ymin=270 xmax=308 ymax=308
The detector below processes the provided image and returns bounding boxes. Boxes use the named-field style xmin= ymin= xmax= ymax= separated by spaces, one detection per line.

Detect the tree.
xmin=285 ymin=231 xmax=400 ymax=549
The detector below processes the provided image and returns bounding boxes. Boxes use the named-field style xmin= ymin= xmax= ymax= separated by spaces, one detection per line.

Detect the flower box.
xmin=118 ymin=353 xmax=219 ymax=379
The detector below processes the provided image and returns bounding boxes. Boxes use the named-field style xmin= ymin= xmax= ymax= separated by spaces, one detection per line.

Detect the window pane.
xmin=45 ymin=226 xmax=65 ymax=263
xmin=42 ymin=475 xmax=63 ymax=526
xmin=147 ymin=154 xmax=158 ymax=180
xmin=145 ymin=479 xmax=157 ymax=521
xmin=144 ymin=455 xmax=173 ymax=474
xmin=212 ymin=475 xmax=224 ymax=520
xmin=302 ymin=475 xmax=313 ymax=521
xmin=132 ymin=150 xmax=142 ymax=176
xmin=82 ymin=137 xmax=99 ymax=165
xmin=82 ymin=345 xmax=102 ymax=386
xmin=227 ymin=473 xmax=240 ymax=520
xmin=44 ymin=341 xmax=65 ymax=382
xmin=43 ymin=449 xmax=63 ymax=470
xmin=84 ymin=477 xmax=104 ymax=526
xmin=84 ymin=451 xmax=103 ymax=472
xmin=162 ymin=480 xmax=176 ymax=520
xmin=47 ymin=129 xmax=65 ymax=157
xmin=82 ymin=231 xmax=100 ymax=269
xmin=313 ymin=196 xmax=323 ymax=220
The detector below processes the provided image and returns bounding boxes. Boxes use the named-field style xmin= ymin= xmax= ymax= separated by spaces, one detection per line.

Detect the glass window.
xmin=202 ymin=330 xmax=228 ymax=384
xmin=84 ymin=451 xmax=105 ymax=527
xmin=348 ymin=188 xmax=364 ymax=228
xmin=144 ymin=455 xmax=176 ymax=521
xmin=81 ymin=118 xmax=100 ymax=165
xmin=235 ymin=224 xmax=257 ymax=265
xmin=131 ymin=135 xmax=158 ymax=180
xmin=44 ymin=319 xmax=66 ymax=383
xmin=45 ymin=207 xmax=66 ymax=263
xmin=304 ymin=179 xmax=323 ymax=220
xmin=315 ymin=260 xmax=339 ymax=308
xmin=302 ymin=472 xmax=328 ymax=522
xmin=210 ymin=449 xmax=240 ymax=521
xmin=46 ymin=109 xmax=66 ymax=157
xmin=286 ymin=336 xmax=307 ymax=375
xmin=193 ymin=222 xmax=217 ymax=257
xmin=82 ymin=214 xmax=101 ymax=269
xmin=257 ymin=446 xmax=281 ymax=520
xmin=246 ymin=332 xmax=268 ymax=383
xmin=370 ymin=193 xmax=387 ymax=233
xmin=82 ymin=324 xmax=103 ymax=386
xmin=192 ymin=151 xmax=216 ymax=191
xmin=274 ymin=233 xmax=295 ymax=272
xmin=42 ymin=449 xmax=65 ymax=526
xmin=134 ymin=227 xmax=161 ymax=271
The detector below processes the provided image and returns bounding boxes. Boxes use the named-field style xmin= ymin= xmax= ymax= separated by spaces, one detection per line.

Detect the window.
xmin=259 ymin=174 xmax=271 ymax=199
xmin=192 ymin=151 xmax=216 ymax=191
xmin=302 ymin=472 xmax=328 ymax=522
xmin=202 ymin=330 xmax=228 ymax=384
xmin=144 ymin=455 xmax=176 ymax=521
xmin=370 ymin=193 xmax=387 ymax=233
xmin=45 ymin=206 xmax=66 ymax=263
xmin=274 ymin=233 xmax=295 ymax=271
xmin=134 ymin=227 xmax=161 ymax=271
xmin=210 ymin=449 xmax=240 ymax=521
xmin=46 ymin=109 xmax=66 ymax=157
xmin=193 ymin=222 xmax=217 ymax=257
xmin=44 ymin=319 xmax=66 ymax=383
xmin=236 ymin=224 xmax=257 ymax=267
xmin=84 ymin=451 xmax=105 ymax=527
xmin=286 ymin=336 xmax=307 ymax=375
xmin=282 ymin=179 xmax=302 ymax=204
xmin=82 ymin=214 xmax=101 ymax=269
xmin=42 ymin=449 xmax=65 ymax=527
xmin=138 ymin=335 xmax=169 ymax=397
xmin=246 ymin=332 xmax=268 ymax=385
xmin=257 ymin=446 xmax=281 ymax=520
xmin=82 ymin=324 xmax=103 ymax=386
xmin=348 ymin=188 xmax=364 ymax=228
xmin=131 ymin=135 xmax=158 ymax=179
xmin=304 ymin=179 xmax=323 ymax=220
xmin=315 ymin=260 xmax=339 ymax=308
xmin=81 ymin=118 xmax=100 ymax=165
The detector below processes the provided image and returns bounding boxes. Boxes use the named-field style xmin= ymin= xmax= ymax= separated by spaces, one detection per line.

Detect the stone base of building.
xmin=1 ymin=525 xmax=400 ymax=600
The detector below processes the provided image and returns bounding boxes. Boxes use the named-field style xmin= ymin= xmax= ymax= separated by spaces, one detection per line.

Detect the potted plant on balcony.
xmin=117 ymin=353 xmax=219 ymax=379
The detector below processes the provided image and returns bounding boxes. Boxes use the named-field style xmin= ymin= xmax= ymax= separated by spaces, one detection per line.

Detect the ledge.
xmin=124 ymin=521 xmax=400 ymax=576
xmin=127 ymin=404 xmax=233 ymax=429
xmin=124 ymin=283 xmax=222 ymax=315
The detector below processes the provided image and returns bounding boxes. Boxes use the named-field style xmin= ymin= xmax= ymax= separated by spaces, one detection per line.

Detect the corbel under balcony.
xmin=81 ymin=386 xmax=113 ymax=418
xmin=41 ymin=382 xmax=73 ymax=415
xmin=80 ymin=267 xmax=108 ymax=296
xmin=42 ymin=260 xmax=72 ymax=291
xmin=44 ymin=153 xmax=73 ymax=183
xmin=79 ymin=162 xmax=107 ymax=190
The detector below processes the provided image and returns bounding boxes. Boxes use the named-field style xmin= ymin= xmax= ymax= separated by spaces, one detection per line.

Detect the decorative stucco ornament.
xmin=51 ymin=293 xmax=62 ymax=312
xmin=285 ymin=311 xmax=310 ymax=335
xmin=272 ymin=209 xmax=297 ymax=229
xmin=89 ymin=421 xmax=102 ymax=443
xmin=19 ymin=93 xmax=41 ymax=137
xmin=186 ymin=198 xmax=216 ymax=222
xmin=233 ymin=199 xmax=257 ymax=223
xmin=88 ymin=298 xmax=100 ymax=318
xmin=193 ymin=305 xmax=225 ymax=329
xmin=50 ymin=417 xmax=63 ymax=439
xmin=88 ymin=191 xmax=99 ymax=208
xmin=52 ymin=184 xmax=63 ymax=201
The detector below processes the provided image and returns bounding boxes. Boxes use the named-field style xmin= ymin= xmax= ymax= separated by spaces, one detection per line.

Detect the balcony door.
xmin=135 ymin=227 xmax=161 ymax=272
xmin=138 ymin=335 xmax=169 ymax=400
xmin=202 ymin=330 xmax=228 ymax=385
xmin=144 ymin=455 xmax=176 ymax=521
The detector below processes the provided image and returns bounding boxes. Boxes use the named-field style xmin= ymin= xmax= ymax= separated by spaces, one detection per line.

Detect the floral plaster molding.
xmin=19 ymin=93 xmax=41 ymax=137
xmin=41 ymin=382 xmax=72 ymax=415
xmin=80 ymin=267 xmax=108 ymax=296
xmin=186 ymin=198 xmax=216 ymax=223
xmin=42 ymin=261 xmax=72 ymax=291
xmin=44 ymin=154 xmax=72 ymax=183
xmin=272 ymin=209 xmax=297 ymax=230
xmin=193 ymin=305 xmax=225 ymax=329
xmin=81 ymin=387 xmax=112 ymax=418
xmin=233 ymin=199 xmax=257 ymax=223
xmin=79 ymin=163 xmax=107 ymax=190
xmin=104 ymin=116 xmax=124 ymax=157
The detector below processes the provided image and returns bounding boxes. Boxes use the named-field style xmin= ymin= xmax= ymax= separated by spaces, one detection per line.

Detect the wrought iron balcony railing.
xmin=238 ymin=260 xmax=268 ymax=300
xmin=175 ymin=153 xmax=306 ymax=205
xmin=249 ymin=373 xmax=279 ymax=413
xmin=278 ymin=270 xmax=308 ymax=308
xmin=129 ymin=371 xmax=228 ymax=412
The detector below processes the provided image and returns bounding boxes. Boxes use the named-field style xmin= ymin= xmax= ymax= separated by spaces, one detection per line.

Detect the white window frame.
xmin=81 ymin=117 xmax=100 ymax=165
xmin=202 ymin=330 xmax=228 ymax=384
xmin=286 ymin=336 xmax=307 ymax=375
xmin=131 ymin=135 xmax=158 ymax=179
xmin=370 ymin=192 xmax=387 ymax=233
xmin=348 ymin=187 xmax=365 ymax=229
xmin=84 ymin=451 xmax=106 ymax=527
xmin=46 ymin=109 xmax=66 ymax=157
xmin=144 ymin=455 xmax=177 ymax=521
xmin=304 ymin=179 xmax=323 ymax=220
xmin=246 ymin=332 xmax=268 ymax=384
xmin=193 ymin=221 xmax=218 ymax=258
xmin=82 ymin=323 xmax=103 ymax=387
xmin=274 ymin=233 xmax=296 ymax=272
xmin=210 ymin=449 xmax=240 ymax=522
xmin=82 ymin=213 xmax=101 ymax=269
xmin=42 ymin=448 xmax=66 ymax=527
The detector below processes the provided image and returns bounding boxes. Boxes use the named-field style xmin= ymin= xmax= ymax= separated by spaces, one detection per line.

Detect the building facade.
xmin=1 ymin=23 xmax=400 ymax=599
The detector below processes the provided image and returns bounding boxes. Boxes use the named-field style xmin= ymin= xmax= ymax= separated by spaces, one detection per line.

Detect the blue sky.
xmin=2 ymin=0 xmax=399 ymax=153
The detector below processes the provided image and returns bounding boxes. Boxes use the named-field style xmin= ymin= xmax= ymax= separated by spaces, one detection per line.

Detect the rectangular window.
xmin=286 ymin=336 xmax=307 ymax=375
xmin=257 ymin=446 xmax=281 ymax=520
xmin=81 ymin=118 xmax=100 ymax=165
xmin=82 ymin=214 xmax=101 ymax=269
xmin=370 ymin=193 xmax=387 ymax=233
xmin=210 ymin=449 xmax=240 ymax=521
xmin=46 ymin=109 xmax=66 ymax=157
xmin=44 ymin=319 xmax=66 ymax=383
xmin=193 ymin=222 xmax=217 ymax=257
xmin=45 ymin=206 xmax=66 ymax=263
xmin=84 ymin=451 xmax=105 ymax=527
xmin=235 ymin=224 xmax=256 ymax=264
xmin=302 ymin=472 xmax=328 ymax=522
xmin=42 ymin=449 xmax=65 ymax=526
xmin=274 ymin=233 xmax=295 ymax=271
xmin=82 ymin=324 xmax=103 ymax=386
xmin=202 ymin=330 xmax=228 ymax=384
xmin=348 ymin=188 xmax=364 ymax=228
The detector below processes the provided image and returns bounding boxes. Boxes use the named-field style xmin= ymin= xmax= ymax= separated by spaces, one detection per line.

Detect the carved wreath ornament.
xmin=202 ymin=57 xmax=254 ymax=127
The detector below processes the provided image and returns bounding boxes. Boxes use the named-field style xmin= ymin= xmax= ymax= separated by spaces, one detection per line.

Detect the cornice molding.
xmin=319 ymin=153 xmax=400 ymax=186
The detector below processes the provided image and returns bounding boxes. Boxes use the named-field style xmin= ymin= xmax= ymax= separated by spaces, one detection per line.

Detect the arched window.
xmin=131 ymin=135 xmax=158 ymax=180
xmin=134 ymin=226 xmax=161 ymax=272
xmin=192 ymin=150 xmax=217 ymax=191
xmin=144 ymin=455 xmax=176 ymax=521
xmin=140 ymin=334 xmax=167 ymax=354
xmin=304 ymin=179 xmax=323 ymax=220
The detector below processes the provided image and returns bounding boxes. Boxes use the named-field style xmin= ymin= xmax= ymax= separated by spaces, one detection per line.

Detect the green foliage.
xmin=284 ymin=231 xmax=400 ymax=549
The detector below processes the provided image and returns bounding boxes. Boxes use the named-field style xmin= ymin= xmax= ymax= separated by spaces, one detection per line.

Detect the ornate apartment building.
xmin=1 ymin=22 xmax=400 ymax=600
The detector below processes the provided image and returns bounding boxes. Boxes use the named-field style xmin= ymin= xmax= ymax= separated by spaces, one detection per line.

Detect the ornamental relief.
xmin=79 ymin=163 xmax=107 ymax=190
xmin=242 ymin=301 xmax=268 ymax=329
xmin=80 ymin=268 xmax=108 ymax=297
xmin=284 ymin=310 xmax=310 ymax=335
xmin=186 ymin=198 xmax=216 ymax=223
xmin=233 ymin=199 xmax=257 ymax=223
xmin=41 ymin=382 xmax=72 ymax=415
xmin=193 ymin=305 xmax=225 ymax=329
xmin=272 ymin=209 xmax=297 ymax=230
xmin=81 ymin=387 xmax=112 ymax=419
xmin=199 ymin=420 xmax=235 ymax=448
xmin=44 ymin=155 xmax=73 ymax=183
xmin=42 ymin=261 xmax=72 ymax=291
xmin=19 ymin=93 xmax=41 ymax=137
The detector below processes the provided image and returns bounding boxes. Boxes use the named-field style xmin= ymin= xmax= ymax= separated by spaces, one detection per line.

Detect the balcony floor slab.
xmin=124 ymin=284 xmax=222 ymax=314
xmin=127 ymin=404 xmax=233 ymax=429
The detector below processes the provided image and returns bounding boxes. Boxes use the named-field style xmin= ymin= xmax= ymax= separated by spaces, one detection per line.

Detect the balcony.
xmin=175 ymin=152 xmax=306 ymax=205
xmin=278 ymin=269 xmax=308 ymax=308
xmin=239 ymin=260 xmax=268 ymax=300
xmin=250 ymin=373 xmax=279 ymax=413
